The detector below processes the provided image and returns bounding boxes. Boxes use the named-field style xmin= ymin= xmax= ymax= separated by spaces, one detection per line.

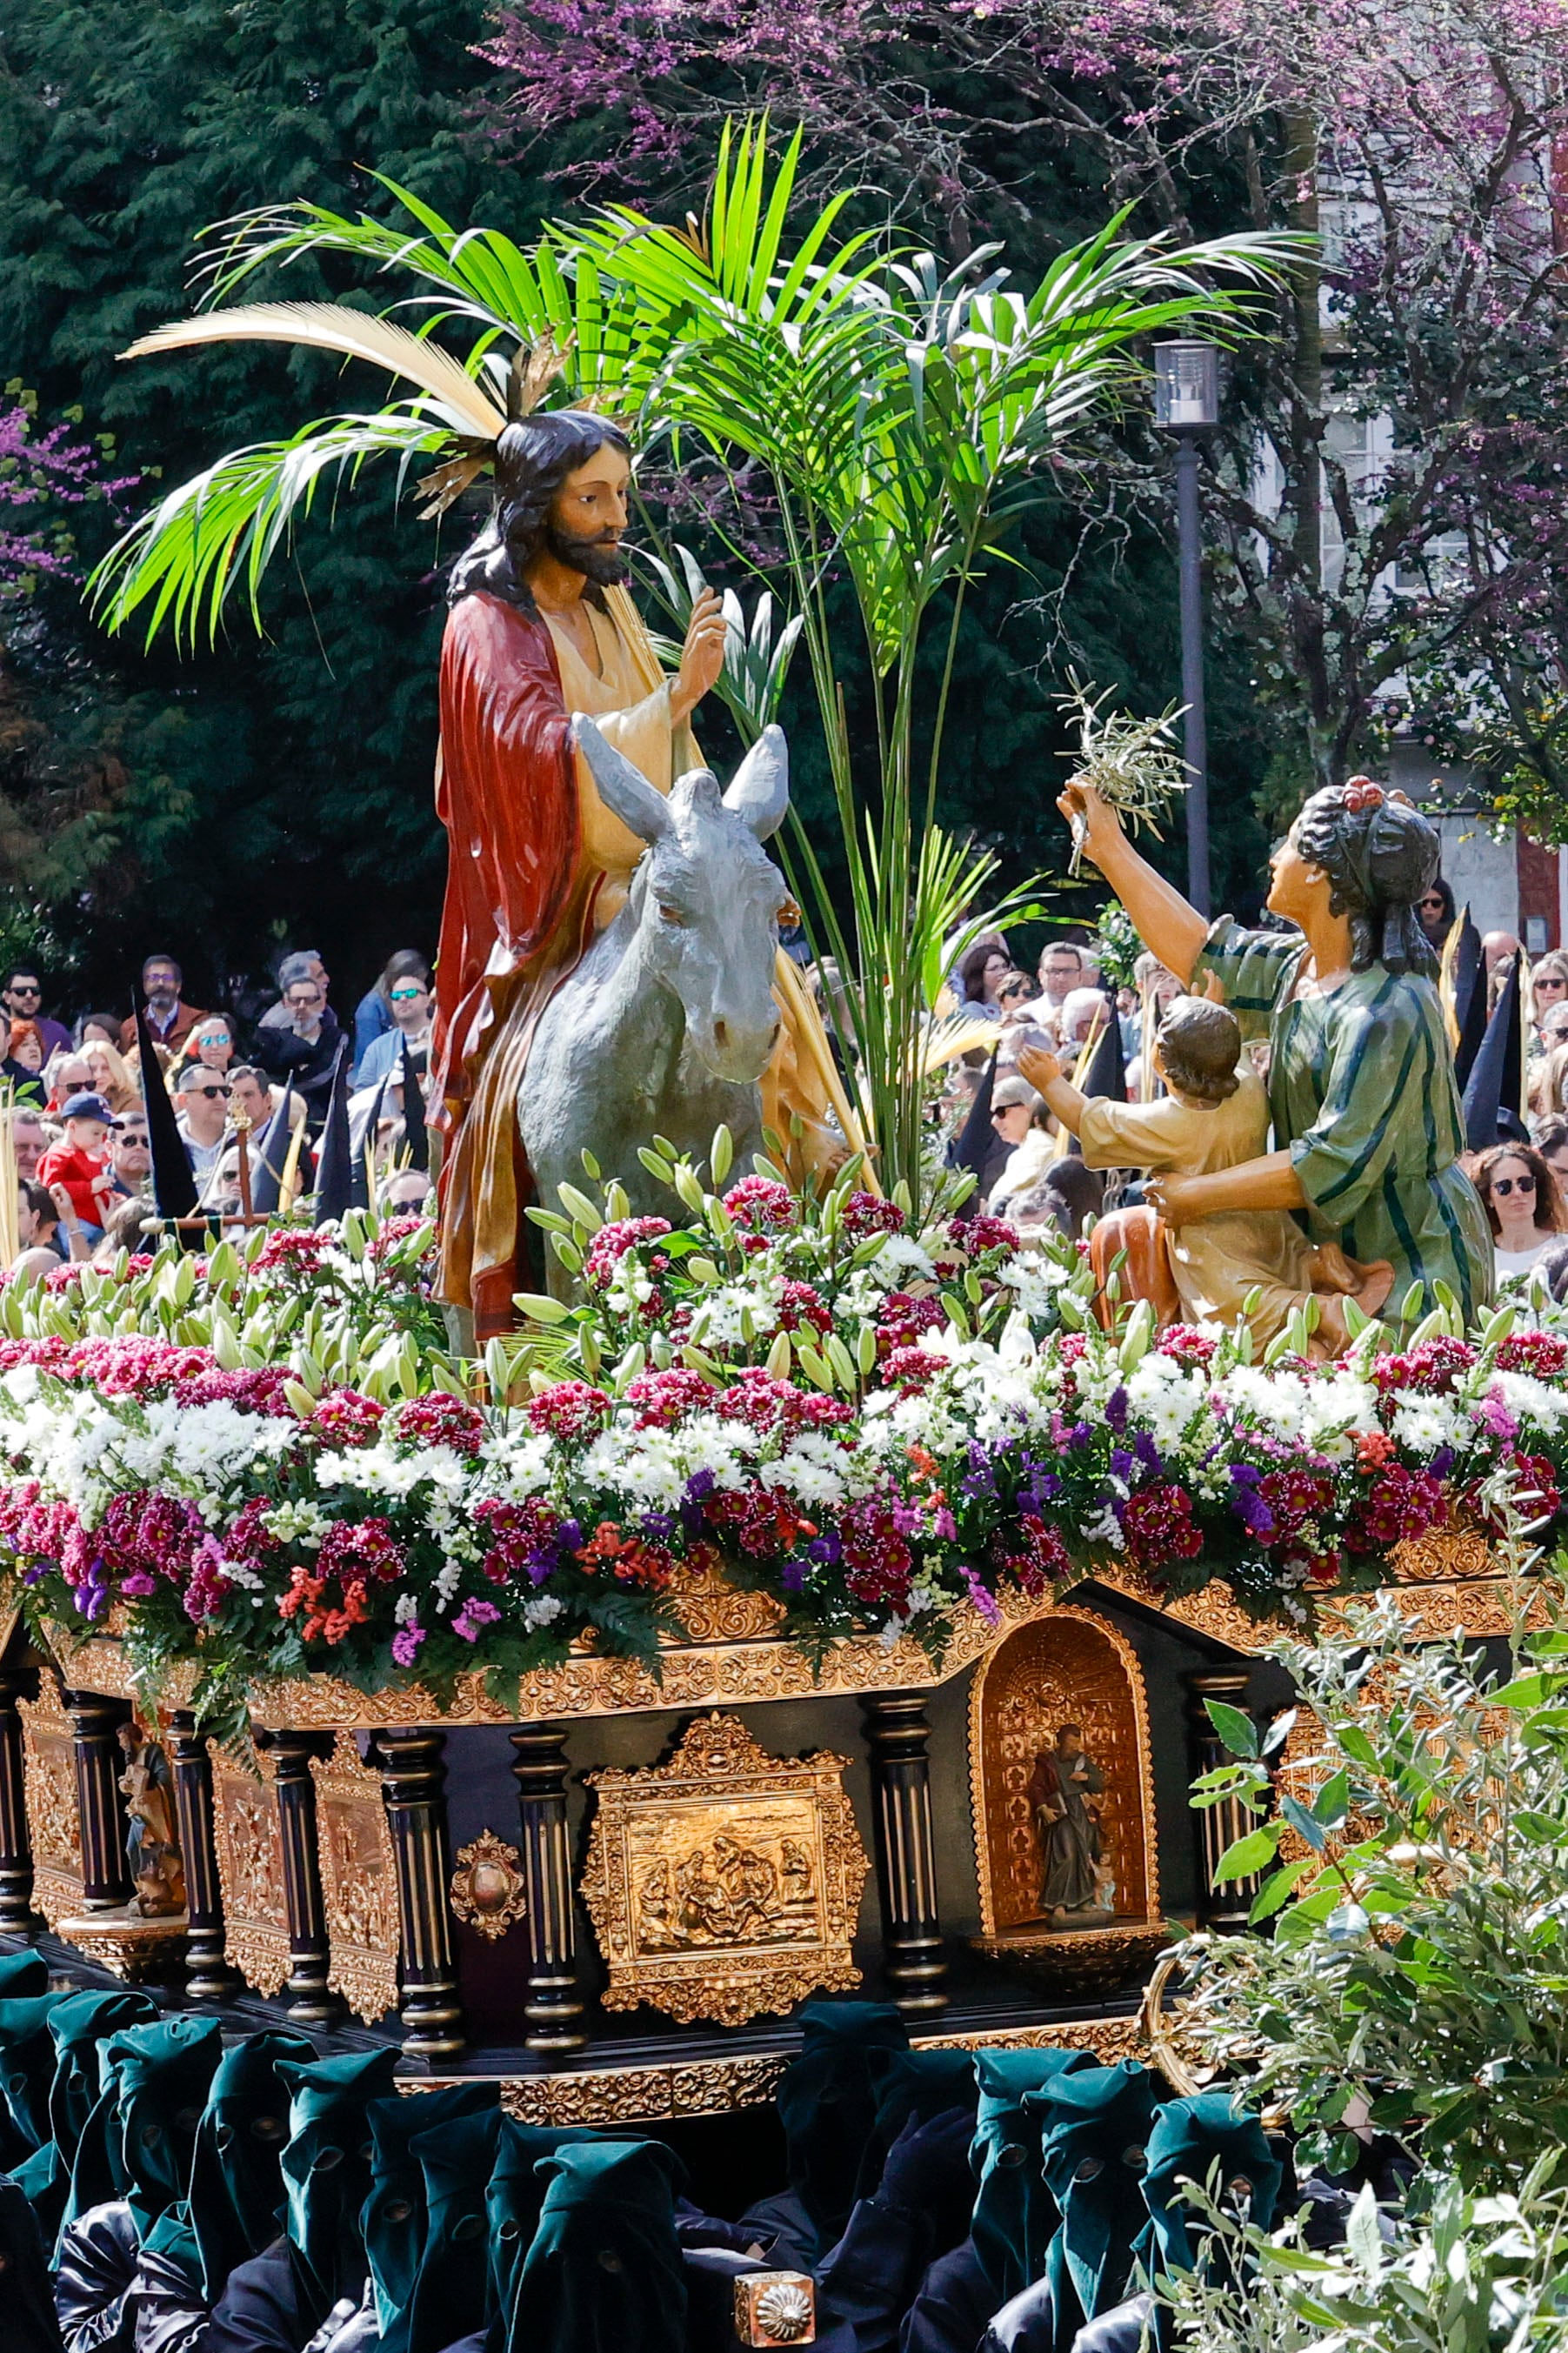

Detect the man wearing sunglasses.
xmin=107 ymin=1116 xmax=153 ymax=1203
xmin=173 ymin=1062 xmax=233 ymax=1179
xmin=1 ymin=967 xmax=70 ymax=1060
xmin=255 ymin=963 xmax=344 ymax=1133
xmin=352 ymin=967 xmax=433 ymax=1092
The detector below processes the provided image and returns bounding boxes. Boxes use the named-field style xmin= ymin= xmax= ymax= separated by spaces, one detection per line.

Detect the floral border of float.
xmin=0 ymin=1147 xmax=1560 ymax=1729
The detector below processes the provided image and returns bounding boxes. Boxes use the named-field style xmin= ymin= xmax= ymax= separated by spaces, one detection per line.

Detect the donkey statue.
xmin=519 ymin=715 xmax=791 ymax=1286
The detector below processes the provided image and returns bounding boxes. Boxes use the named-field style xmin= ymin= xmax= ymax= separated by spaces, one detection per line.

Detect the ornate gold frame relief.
xmin=450 ymin=1829 xmax=528 ymax=1942
xmin=18 ymin=1675 xmax=83 ymax=1932
xmin=211 ymin=1741 xmax=291 ymax=1998
xmin=580 ymin=1712 xmax=870 ymax=2028
xmin=312 ymin=1733 xmax=399 ymax=2022
xmin=969 ymin=1607 xmax=1163 ymax=1981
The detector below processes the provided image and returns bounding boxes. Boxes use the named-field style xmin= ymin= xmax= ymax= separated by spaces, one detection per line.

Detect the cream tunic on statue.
xmin=1077 ymin=1067 xmax=1343 ymax=1339
xmin=544 ymin=588 xmax=689 ymax=919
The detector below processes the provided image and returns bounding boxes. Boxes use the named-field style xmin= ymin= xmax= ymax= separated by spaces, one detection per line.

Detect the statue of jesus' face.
xmin=543 ymin=445 xmax=633 ymax=586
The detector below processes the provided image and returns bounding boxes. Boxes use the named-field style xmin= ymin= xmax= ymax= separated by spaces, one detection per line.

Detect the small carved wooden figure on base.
xmin=117 ymin=1717 xmax=186 ymax=1917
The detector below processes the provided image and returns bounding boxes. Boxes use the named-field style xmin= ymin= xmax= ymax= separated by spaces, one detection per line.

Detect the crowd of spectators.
xmin=0 ymin=947 xmax=436 ymax=1274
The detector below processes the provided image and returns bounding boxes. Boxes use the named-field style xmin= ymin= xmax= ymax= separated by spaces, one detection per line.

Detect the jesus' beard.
xmin=546 ymin=523 xmax=631 ymax=588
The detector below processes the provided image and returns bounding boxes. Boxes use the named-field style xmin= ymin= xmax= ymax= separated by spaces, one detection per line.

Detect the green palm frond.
xmin=90 ymin=408 xmax=448 ymax=648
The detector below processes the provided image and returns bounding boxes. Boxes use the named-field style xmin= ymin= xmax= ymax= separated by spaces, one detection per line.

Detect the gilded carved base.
xmin=971 ymin=1920 xmax=1172 ymax=1998
xmin=52 ymin=1906 xmax=188 ymax=1984
xmin=478 ymin=2014 xmax=1149 ymax=2125
xmin=580 ymin=1713 xmax=869 ymax=2028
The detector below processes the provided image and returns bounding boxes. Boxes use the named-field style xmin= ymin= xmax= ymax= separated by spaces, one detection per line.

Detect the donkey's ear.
xmin=722 ymin=725 xmax=789 ymax=841
xmin=573 ymin=715 xmax=671 ymax=845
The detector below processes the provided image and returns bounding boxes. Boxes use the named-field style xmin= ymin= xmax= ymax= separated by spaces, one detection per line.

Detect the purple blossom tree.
xmin=480 ymin=0 xmax=1568 ymax=813
xmin=0 ymin=388 xmax=137 ymax=607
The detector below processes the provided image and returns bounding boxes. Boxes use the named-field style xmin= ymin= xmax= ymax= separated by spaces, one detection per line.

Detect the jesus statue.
xmin=431 ymin=411 xmax=837 ymax=1338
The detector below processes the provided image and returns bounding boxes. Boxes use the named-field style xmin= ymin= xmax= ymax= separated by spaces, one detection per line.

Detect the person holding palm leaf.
xmin=1034 ymin=773 xmax=1492 ymax=1332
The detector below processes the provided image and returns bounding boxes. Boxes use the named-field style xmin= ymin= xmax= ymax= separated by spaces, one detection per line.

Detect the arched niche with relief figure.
xmin=969 ymin=1606 xmax=1167 ymax=1992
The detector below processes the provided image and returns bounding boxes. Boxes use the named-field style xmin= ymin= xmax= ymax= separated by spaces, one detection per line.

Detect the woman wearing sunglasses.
xmin=1415 ymin=874 xmax=1456 ymax=951
xmin=1471 ymin=1141 xmax=1566 ymax=1276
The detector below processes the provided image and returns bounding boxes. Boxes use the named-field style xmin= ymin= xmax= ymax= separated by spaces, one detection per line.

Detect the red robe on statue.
xmin=430 ymin=592 xmax=597 ymax=1335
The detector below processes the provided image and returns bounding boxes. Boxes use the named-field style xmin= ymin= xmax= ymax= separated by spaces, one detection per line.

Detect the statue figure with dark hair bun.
xmin=431 ymin=414 xmax=835 ymax=1337
xmin=1053 ymin=775 xmax=1493 ymax=1329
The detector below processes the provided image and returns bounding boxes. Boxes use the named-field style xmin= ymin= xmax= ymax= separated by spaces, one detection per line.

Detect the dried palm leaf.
xmin=915 ymin=1011 xmax=1000 ymax=1078
xmin=121 ymin=302 xmax=507 ymax=442
xmin=507 ymin=331 xmax=575 ymax=421
xmin=1056 ymin=672 xmax=1191 ymax=877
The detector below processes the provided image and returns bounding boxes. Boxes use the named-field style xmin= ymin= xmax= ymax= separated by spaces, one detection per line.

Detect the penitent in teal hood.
xmin=360 ymin=2081 xmax=498 ymax=2352
xmin=970 ymin=2046 xmax=1096 ymax=2303
xmin=277 ymin=2047 xmax=400 ymax=2317
xmin=504 ymin=2139 xmax=688 ymax=2353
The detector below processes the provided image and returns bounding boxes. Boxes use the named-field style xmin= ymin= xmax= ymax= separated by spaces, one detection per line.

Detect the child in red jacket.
xmin=37 ymin=1091 xmax=119 ymax=1236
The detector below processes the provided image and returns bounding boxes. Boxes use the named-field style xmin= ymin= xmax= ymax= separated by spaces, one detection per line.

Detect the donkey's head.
xmin=573 ymin=716 xmax=791 ymax=1082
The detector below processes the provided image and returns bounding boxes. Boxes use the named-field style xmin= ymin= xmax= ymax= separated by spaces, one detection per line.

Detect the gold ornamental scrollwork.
xmin=450 ymin=1829 xmax=527 ymax=1942
xmin=211 ymin=1741 xmax=290 ymax=1997
xmin=311 ymin=1733 xmax=399 ymax=2023
xmin=484 ymin=2012 xmax=1149 ymax=2128
xmin=19 ymin=1674 xmax=82 ymax=1931
xmin=580 ymin=1711 xmax=870 ymax=2029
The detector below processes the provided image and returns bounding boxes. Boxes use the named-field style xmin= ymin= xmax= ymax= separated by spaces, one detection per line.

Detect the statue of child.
xmin=1018 ymin=997 xmax=1394 ymax=1354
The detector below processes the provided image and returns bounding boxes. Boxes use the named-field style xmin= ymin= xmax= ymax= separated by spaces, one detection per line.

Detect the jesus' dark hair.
xmin=1156 ymin=996 xmax=1243 ymax=1106
xmin=446 ymin=412 xmax=633 ymax=612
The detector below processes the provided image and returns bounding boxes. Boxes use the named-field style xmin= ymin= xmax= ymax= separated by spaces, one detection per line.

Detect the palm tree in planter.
xmin=94 ymin=121 xmax=1298 ymax=1209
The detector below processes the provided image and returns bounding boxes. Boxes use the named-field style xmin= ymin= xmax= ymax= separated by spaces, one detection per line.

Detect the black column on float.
xmin=859 ymin=1691 xmax=949 ymax=2017
xmin=63 ymin=1688 xmax=133 ymax=1910
xmin=267 ymin=1728 xmax=343 ymax=2025
xmin=510 ymin=1723 xmax=586 ymax=2051
xmin=377 ymin=1726 xmax=466 ymax=2060
xmin=1186 ymin=1667 xmax=1261 ymax=1933
xmin=164 ymin=1708 xmax=233 ymax=2000
xmin=0 ymin=1664 xmax=37 ymax=1931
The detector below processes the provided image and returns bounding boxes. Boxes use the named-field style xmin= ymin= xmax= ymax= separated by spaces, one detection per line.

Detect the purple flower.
xmin=1134 ymin=1431 xmax=1164 ymax=1475
xmin=452 ymin=1597 xmax=503 ymax=1643
xmin=959 ymin=1567 xmax=1003 ymax=1627
xmin=391 ymin=1623 xmax=427 ymax=1667
xmin=1105 ymin=1387 xmax=1129 ymax=1434
xmin=120 ymin=1570 xmax=156 ymax=1597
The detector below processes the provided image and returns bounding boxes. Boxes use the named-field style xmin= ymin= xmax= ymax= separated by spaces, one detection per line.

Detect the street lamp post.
xmin=1153 ymin=341 xmax=1221 ymax=918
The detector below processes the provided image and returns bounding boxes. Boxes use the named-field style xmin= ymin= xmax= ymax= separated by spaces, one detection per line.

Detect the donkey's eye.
xmin=778 ymin=899 xmax=801 ymax=927
xmin=658 ymin=905 xmax=688 ymax=927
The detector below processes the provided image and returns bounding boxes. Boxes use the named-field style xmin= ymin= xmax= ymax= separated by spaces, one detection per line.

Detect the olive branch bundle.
xmin=1056 ymin=674 xmax=1191 ymax=876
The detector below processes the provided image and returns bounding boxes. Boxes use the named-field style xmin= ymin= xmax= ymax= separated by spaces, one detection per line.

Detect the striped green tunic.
xmin=1194 ymin=918 xmax=1494 ymax=1327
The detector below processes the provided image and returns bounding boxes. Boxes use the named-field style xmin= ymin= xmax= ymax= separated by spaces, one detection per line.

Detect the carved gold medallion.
xmin=312 ymin=1732 xmax=399 ymax=2022
xmin=580 ymin=1712 xmax=869 ymax=2028
xmin=450 ymin=1828 xmax=527 ymax=1942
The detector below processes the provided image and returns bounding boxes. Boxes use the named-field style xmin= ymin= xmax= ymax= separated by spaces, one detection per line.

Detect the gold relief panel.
xmin=969 ymin=1608 xmax=1161 ymax=1982
xmin=579 ymin=1712 xmax=871 ymax=2029
xmin=311 ymin=1734 xmax=399 ymax=2024
xmin=211 ymin=1743 xmax=291 ymax=1998
xmin=19 ymin=1675 xmax=82 ymax=1931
